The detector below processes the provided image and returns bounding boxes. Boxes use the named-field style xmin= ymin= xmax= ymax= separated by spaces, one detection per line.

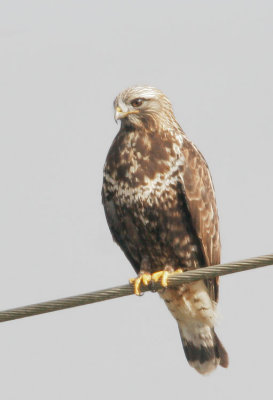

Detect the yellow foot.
xmin=129 ymin=273 xmax=152 ymax=296
xmin=151 ymin=268 xmax=183 ymax=288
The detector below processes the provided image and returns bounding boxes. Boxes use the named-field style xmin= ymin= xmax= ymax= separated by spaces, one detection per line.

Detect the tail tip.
xmin=182 ymin=331 xmax=229 ymax=375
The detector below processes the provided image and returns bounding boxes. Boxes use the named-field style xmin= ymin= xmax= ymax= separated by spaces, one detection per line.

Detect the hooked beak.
xmin=114 ymin=106 xmax=139 ymax=123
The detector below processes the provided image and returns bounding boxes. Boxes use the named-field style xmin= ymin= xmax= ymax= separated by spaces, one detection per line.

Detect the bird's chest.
xmin=103 ymin=129 xmax=184 ymax=207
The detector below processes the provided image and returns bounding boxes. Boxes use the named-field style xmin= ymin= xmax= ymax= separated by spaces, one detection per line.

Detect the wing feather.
xmin=180 ymin=137 xmax=220 ymax=301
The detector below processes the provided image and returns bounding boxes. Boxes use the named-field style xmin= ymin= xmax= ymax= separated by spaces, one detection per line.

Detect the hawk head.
xmin=114 ymin=86 xmax=176 ymax=130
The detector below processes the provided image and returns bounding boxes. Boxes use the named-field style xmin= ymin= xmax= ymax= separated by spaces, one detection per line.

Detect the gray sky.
xmin=0 ymin=1 xmax=273 ymax=399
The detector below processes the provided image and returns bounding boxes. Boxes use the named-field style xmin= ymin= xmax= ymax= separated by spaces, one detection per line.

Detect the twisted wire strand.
xmin=0 ymin=253 xmax=272 ymax=323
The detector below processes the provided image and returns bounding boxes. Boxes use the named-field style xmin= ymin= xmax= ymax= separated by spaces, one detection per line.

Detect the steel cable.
xmin=0 ymin=253 xmax=272 ymax=323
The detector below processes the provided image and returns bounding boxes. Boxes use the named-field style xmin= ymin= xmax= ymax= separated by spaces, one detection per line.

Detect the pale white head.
xmin=114 ymin=86 xmax=178 ymax=130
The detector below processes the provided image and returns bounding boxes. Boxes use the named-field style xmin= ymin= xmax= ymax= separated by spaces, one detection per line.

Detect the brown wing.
xmin=180 ymin=137 xmax=221 ymax=301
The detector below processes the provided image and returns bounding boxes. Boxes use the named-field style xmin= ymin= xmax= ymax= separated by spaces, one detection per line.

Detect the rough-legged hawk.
xmin=102 ymin=86 xmax=228 ymax=374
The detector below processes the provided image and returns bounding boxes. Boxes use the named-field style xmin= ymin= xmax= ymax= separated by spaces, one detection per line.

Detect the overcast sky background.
xmin=0 ymin=1 xmax=273 ymax=399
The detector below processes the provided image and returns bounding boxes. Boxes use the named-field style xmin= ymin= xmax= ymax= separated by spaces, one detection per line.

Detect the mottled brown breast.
xmin=103 ymin=126 xmax=182 ymax=191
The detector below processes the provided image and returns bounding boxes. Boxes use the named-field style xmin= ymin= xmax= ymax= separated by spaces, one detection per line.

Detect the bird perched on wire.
xmin=102 ymin=86 xmax=228 ymax=374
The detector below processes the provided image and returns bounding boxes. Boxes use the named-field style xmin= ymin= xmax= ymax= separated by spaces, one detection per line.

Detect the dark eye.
xmin=131 ymin=98 xmax=143 ymax=107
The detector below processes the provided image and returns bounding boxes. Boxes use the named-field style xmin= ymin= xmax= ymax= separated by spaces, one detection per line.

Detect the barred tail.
xmin=178 ymin=322 xmax=229 ymax=375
